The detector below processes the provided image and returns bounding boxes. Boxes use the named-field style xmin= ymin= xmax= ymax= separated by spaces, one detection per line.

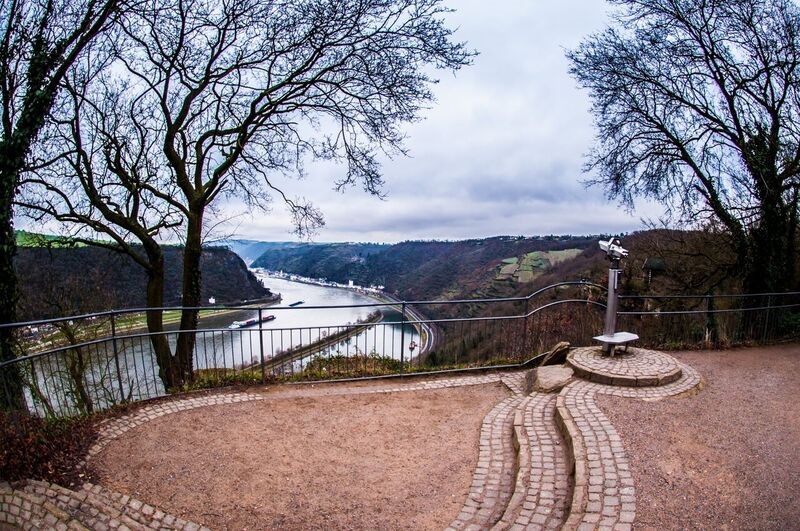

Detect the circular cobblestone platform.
xmin=567 ymin=346 xmax=683 ymax=387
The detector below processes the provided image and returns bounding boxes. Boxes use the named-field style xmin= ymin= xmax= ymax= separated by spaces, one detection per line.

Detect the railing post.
xmin=705 ymin=290 xmax=718 ymax=348
xmin=258 ymin=308 xmax=266 ymax=384
xmin=111 ymin=312 xmax=125 ymax=403
xmin=762 ymin=295 xmax=772 ymax=343
xmin=400 ymin=302 xmax=406 ymax=374
xmin=521 ymin=296 xmax=530 ymax=361
xmin=1 ymin=362 xmax=11 ymax=411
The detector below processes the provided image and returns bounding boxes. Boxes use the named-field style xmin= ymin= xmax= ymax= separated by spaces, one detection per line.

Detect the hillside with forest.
xmin=250 ymin=235 xmax=607 ymax=301
xmin=15 ymin=243 xmax=269 ymax=320
xmin=248 ymin=229 xmax=775 ymax=304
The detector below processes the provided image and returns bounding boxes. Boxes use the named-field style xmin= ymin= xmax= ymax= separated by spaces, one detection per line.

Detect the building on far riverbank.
xmin=253 ymin=268 xmax=385 ymax=297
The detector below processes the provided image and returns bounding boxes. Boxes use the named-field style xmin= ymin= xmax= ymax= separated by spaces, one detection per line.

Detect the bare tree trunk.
xmin=0 ymin=164 xmax=25 ymax=411
xmin=744 ymin=200 xmax=793 ymax=296
xmin=61 ymin=326 xmax=93 ymax=415
xmin=174 ymin=210 xmax=203 ymax=385
xmin=144 ymin=250 xmax=178 ymax=389
xmin=788 ymin=188 xmax=798 ymax=289
xmin=0 ymin=0 xmax=119 ymax=410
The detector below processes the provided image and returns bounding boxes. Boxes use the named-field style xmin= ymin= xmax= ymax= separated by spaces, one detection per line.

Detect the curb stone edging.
xmin=567 ymin=347 xmax=683 ymax=388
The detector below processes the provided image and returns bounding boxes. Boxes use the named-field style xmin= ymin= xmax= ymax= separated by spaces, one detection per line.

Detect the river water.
xmin=193 ymin=272 xmax=420 ymax=370
xmin=233 ymin=273 xmax=383 ymax=330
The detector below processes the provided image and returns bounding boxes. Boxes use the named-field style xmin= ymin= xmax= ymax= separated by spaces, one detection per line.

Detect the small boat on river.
xmin=228 ymin=315 xmax=275 ymax=329
xmin=288 ymin=300 xmax=305 ymax=307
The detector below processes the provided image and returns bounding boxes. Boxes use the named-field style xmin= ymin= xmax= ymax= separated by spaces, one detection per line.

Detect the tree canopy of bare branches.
xmin=568 ymin=0 xmax=800 ymax=294
xmin=20 ymin=0 xmax=473 ymax=388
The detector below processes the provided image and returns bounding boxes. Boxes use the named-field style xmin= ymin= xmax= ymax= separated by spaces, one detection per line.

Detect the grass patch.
xmin=189 ymin=368 xmax=267 ymax=389
xmin=517 ymin=270 xmax=537 ymax=283
xmin=498 ymin=263 xmax=519 ymax=276
xmin=300 ymin=353 xmax=404 ymax=379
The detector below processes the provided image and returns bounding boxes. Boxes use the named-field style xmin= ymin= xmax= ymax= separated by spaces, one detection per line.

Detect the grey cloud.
xmin=218 ymin=0 xmax=661 ymax=243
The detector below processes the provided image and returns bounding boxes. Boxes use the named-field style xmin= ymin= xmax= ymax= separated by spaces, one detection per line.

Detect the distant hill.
xmin=14 ymin=243 xmax=269 ymax=320
xmin=16 ymin=230 xmax=86 ymax=248
xmin=221 ymin=239 xmax=301 ymax=266
xmin=251 ymin=236 xmax=603 ymax=301
xmin=251 ymin=241 xmax=389 ymax=283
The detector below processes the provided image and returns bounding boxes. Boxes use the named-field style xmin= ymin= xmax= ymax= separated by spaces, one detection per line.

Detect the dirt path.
xmin=91 ymin=383 xmax=508 ymax=530
xmin=599 ymin=344 xmax=800 ymax=530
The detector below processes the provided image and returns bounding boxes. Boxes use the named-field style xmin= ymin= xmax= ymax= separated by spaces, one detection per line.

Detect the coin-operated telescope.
xmin=599 ymin=237 xmax=628 ymax=263
xmin=594 ymin=237 xmax=638 ymax=355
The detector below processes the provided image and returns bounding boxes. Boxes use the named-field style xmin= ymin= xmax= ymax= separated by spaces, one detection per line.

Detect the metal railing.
xmin=617 ymin=291 xmax=800 ymax=349
xmin=1 ymin=282 xmax=797 ymax=417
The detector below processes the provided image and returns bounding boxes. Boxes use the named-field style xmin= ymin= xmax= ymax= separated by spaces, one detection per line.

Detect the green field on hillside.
xmin=15 ymin=230 xmax=82 ymax=248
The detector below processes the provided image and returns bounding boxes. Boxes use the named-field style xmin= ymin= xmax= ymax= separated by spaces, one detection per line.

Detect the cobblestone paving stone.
xmin=446 ymin=373 xmax=527 ymax=531
xmin=0 ymin=479 xmax=209 ymax=530
xmin=493 ymin=393 xmax=571 ymax=531
xmin=446 ymin=395 xmax=524 ymax=531
xmin=568 ymin=347 xmax=682 ymax=387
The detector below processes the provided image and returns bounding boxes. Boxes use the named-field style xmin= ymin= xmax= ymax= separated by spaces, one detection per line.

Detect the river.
xmin=23 ymin=274 xmax=422 ymax=416
xmin=193 ymin=272 xmax=421 ymax=370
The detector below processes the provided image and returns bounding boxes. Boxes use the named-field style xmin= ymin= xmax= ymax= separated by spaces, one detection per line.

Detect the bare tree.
xmin=19 ymin=64 xmax=186 ymax=388
xmin=568 ymin=0 xmax=800 ymax=294
xmin=0 ymin=0 xmax=121 ymax=410
xmin=23 ymin=0 xmax=473 ymax=387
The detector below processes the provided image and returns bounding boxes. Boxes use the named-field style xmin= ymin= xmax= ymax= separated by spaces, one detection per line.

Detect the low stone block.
xmin=611 ymin=376 xmax=636 ymax=387
xmin=636 ymin=376 xmax=658 ymax=387
xmin=534 ymin=365 xmax=574 ymax=393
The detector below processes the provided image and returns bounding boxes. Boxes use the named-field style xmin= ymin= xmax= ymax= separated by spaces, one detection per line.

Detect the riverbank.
xmin=21 ymin=295 xmax=283 ymax=355
xmin=257 ymin=311 xmax=385 ymax=373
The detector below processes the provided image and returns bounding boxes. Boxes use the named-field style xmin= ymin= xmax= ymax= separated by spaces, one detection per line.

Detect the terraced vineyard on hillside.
xmin=496 ymin=249 xmax=583 ymax=283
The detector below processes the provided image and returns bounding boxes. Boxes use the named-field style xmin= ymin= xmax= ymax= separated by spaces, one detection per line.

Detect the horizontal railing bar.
xmin=4 ymin=296 xmax=791 ymax=368
xmin=3 ymin=284 xmax=795 ymax=331
xmin=0 ymin=280 xmax=609 ymax=330
xmin=1 ymin=300 xmax=606 ymax=368
xmin=1 ymin=322 xmax=390 ymax=367
xmin=619 ymin=302 xmax=800 ymax=316
xmin=619 ymin=291 xmax=800 ymax=300
xmin=398 ymin=280 xmax=608 ymax=306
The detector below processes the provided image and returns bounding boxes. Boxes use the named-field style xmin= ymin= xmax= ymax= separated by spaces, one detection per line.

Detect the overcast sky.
xmin=217 ymin=0 xmax=664 ymax=244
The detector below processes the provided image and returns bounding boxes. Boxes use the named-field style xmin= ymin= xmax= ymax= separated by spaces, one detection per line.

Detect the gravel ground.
xmin=598 ymin=344 xmax=800 ymax=530
xmin=89 ymin=345 xmax=800 ymax=530
xmin=92 ymin=383 xmax=509 ymax=530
